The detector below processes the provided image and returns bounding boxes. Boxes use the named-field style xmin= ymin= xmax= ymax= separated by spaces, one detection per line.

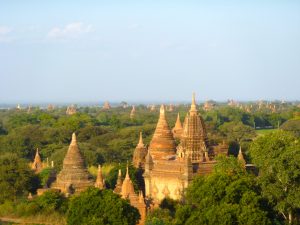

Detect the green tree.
xmin=219 ymin=121 xmax=256 ymax=143
xmin=175 ymin=157 xmax=278 ymax=225
xmin=67 ymin=187 xmax=140 ymax=225
xmin=250 ymin=130 xmax=300 ymax=224
xmin=0 ymin=153 xmax=39 ymax=203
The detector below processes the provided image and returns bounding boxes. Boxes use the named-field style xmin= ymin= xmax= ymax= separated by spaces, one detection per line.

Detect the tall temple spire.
xmin=190 ymin=92 xmax=198 ymax=115
xmin=177 ymin=93 xmax=209 ymax=163
xmin=95 ymin=164 xmax=105 ymax=190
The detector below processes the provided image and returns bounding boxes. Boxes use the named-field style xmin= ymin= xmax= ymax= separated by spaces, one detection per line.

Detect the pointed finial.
xmin=190 ymin=92 xmax=197 ymax=114
xmin=160 ymin=104 xmax=165 ymax=115
xmin=125 ymin=164 xmax=129 ymax=179
xmin=71 ymin=132 xmax=77 ymax=144
xmin=138 ymin=132 xmax=144 ymax=147
xmin=118 ymin=168 xmax=122 ymax=177
xmin=238 ymin=146 xmax=246 ymax=166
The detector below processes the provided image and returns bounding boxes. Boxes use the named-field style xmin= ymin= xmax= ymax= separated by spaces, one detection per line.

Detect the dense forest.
xmin=0 ymin=102 xmax=300 ymax=224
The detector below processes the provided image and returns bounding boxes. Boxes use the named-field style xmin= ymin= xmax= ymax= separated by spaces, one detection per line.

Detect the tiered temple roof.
xmin=51 ymin=133 xmax=93 ymax=194
xmin=133 ymin=132 xmax=148 ymax=169
xmin=148 ymin=105 xmax=176 ymax=160
xmin=177 ymin=93 xmax=209 ymax=163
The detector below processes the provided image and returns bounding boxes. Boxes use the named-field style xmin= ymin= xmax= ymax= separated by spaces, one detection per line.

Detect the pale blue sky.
xmin=0 ymin=0 xmax=299 ymax=103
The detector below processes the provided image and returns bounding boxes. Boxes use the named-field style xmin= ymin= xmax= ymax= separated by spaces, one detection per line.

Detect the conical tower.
xmin=31 ymin=148 xmax=43 ymax=173
xmin=51 ymin=133 xmax=93 ymax=194
xmin=177 ymin=93 xmax=209 ymax=163
xmin=121 ymin=166 xmax=135 ymax=198
xmin=114 ymin=169 xmax=123 ymax=194
xmin=172 ymin=113 xmax=183 ymax=139
xmin=95 ymin=165 xmax=105 ymax=189
xmin=148 ymin=105 xmax=176 ymax=160
xmin=133 ymin=132 xmax=148 ymax=168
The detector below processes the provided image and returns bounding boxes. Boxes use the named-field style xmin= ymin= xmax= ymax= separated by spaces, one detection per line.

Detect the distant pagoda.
xmin=66 ymin=105 xmax=76 ymax=115
xmin=103 ymin=101 xmax=111 ymax=110
xmin=51 ymin=133 xmax=93 ymax=194
xmin=31 ymin=148 xmax=44 ymax=173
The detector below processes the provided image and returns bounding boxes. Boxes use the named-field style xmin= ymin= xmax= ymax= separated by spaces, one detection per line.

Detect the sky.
xmin=0 ymin=0 xmax=300 ymax=103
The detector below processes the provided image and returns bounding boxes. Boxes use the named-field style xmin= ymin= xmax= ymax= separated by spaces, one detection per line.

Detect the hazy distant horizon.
xmin=1 ymin=1 xmax=299 ymax=102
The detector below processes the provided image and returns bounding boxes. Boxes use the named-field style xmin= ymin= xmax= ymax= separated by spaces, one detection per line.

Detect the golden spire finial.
xmin=125 ymin=162 xmax=129 ymax=179
xmin=138 ymin=132 xmax=144 ymax=147
xmin=190 ymin=92 xmax=197 ymax=114
xmin=160 ymin=104 xmax=165 ymax=115
xmin=71 ymin=132 xmax=77 ymax=144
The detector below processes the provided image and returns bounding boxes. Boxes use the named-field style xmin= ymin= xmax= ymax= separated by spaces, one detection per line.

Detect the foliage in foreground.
xmin=67 ymin=187 xmax=140 ymax=225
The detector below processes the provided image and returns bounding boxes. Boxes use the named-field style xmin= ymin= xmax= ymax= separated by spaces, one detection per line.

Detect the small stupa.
xmin=238 ymin=146 xmax=246 ymax=167
xmin=114 ymin=169 xmax=123 ymax=194
xmin=172 ymin=113 xmax=183 ymax=139
xmin=31 ymin=148 xmax=43 ymax=173
xmin=95 ymin=165 xmax=105 ymax=190
xmin=51 ymin=133 xmax=93 ymax=194
xmin=133 ymin=132 xmax=148 ymax=169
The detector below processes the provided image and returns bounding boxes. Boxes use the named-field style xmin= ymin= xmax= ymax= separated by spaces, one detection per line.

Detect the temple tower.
xmin=148 ymin=105 xmax=176 ymax=160
xmin=177 ymin=93 xmax=209 ymax=163
xmin=133 ymin=132 xmax=148 ymax=169
xmin=51 ymin=133 xmax=93 ymax=194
